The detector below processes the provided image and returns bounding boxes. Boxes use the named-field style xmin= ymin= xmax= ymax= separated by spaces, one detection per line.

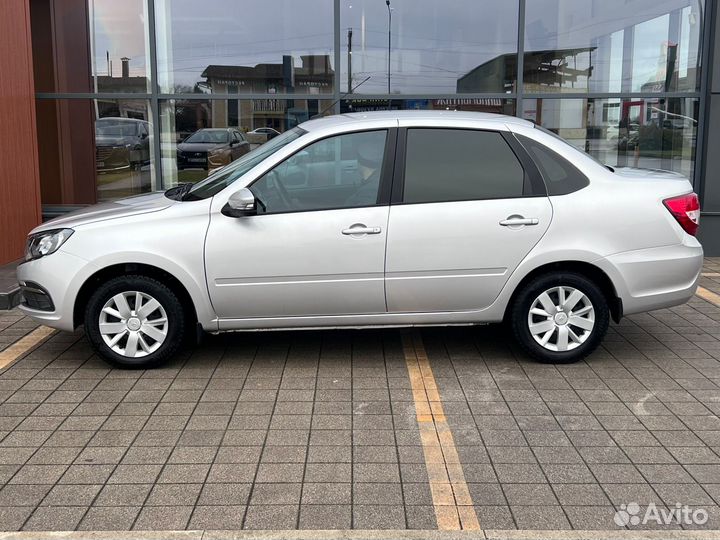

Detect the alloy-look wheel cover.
xmin=98 ymin=291 xmax=168 ymax=358
xmin=527 ymin=286 xmax=595 ymax=352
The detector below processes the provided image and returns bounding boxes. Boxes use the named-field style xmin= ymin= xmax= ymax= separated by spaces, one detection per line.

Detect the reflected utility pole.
xmin=386 ymin=0 xmax=392 ymax=109
xmin=347 ymin=28 xmax=353 ymax=93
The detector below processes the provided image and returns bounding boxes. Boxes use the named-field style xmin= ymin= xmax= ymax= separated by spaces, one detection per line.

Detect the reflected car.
xmin=18 ymin=111 xmax=702 ymax=369
xmin=95 ymin=118 xmax=151 ymax=172
xmin=248 ymin=127 xmax=281 ymax=141
xmin=176 ymin=128 xmax=250 ymax=170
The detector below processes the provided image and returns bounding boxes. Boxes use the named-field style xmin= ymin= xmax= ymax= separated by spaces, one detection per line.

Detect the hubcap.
xmin=527 ymin=286 xmax=595 ymax=352
xmin=98 ymin=291 xmax=168 ymax=358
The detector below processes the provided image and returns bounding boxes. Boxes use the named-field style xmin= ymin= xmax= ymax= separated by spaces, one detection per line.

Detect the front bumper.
xmin=597 ymin=237 xmax=703 ymax=316
xmin=16 ymin=250 xmax=96 ymax=332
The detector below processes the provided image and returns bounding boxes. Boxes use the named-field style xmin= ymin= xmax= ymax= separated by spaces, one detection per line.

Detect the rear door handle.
xmin=342 ymin=224 xmax=382 ymax=235
xmin=499 ymin=216 xmax=539 ymax=226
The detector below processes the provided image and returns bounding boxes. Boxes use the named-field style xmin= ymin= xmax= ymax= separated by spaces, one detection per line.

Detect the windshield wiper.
xmin=164 ymin=182 xmax=194 ymax=201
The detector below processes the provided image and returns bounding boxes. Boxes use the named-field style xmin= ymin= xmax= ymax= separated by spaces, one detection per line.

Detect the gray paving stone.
xmin=133 ymin=505 xmax=193 ymax=530
xmin=108 ymin=464 xmax=163 ymax=484
xmin=146 ymin=483 xmax=202 ymax=506
xmin=511 ymin=505 xmax=571 ymax=529
xmin=474 ymin=504 xmax=515 ymax=528
xmin=502 ymin=483 xmax=558 ymax=506
xmin=157 ymin=463 xmax=210 ymax=484
xmin=353 ymin=482 xmax=403 ymax=505
xmin=40 ymin=484 xmax=102 ymax=507
xmin=353 ymin=504 xmax=405 ymax=529
xmin=94 ymin=484 xmax=153 ymax=506
xmin=0 ymin=484 xmax=52 ymax=507
xmin=243 ymin=504 xmax=298 ymax=529
xmin=23 ymin=505 xmax=86 ymax=531
xmin=0 ymin=506 xmax=34 ymax=531
xmin=299 ymin=504 xmax=352 ymax=529
xmin=78 ymin=506 xmax=140 ymax=530
xmin=188 ymin=505 xmax=245 ymax=529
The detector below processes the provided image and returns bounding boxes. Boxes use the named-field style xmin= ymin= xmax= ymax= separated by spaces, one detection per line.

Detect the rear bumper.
xmin=597 ymin=238 xmax=703 ymax=316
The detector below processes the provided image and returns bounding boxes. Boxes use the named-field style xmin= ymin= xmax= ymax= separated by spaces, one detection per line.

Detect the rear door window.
xmin=402 ymin=128 xmax=525 ymax=204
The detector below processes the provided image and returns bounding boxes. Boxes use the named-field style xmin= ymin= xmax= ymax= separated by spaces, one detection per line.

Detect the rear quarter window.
xmin=515 ymin=134 xmax=589 ymax=196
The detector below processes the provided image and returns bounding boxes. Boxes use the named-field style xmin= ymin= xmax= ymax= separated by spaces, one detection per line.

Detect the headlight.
xmin=25 ymin=229 xmax=74 ymax=262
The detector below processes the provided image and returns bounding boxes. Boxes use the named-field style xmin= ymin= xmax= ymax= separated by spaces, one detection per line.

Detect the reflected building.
xmin=197 ymin=55 xmax=334 ymax=133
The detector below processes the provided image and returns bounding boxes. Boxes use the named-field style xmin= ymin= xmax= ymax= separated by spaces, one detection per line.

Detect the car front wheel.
xmin=510 ymin=272 xmax=609 ymax=364
xmin=84 ymin=275 xmax=186 ymax=368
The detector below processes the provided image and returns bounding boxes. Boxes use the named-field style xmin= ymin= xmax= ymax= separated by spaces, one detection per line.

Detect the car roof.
xmin=299 ymin=110 xmax=533 ymax=132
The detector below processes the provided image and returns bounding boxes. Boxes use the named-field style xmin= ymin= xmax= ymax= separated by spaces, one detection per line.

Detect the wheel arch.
xmin=73 ymin=262 xmax=199 ymax=331
xmin=503 ymin=260 xmax=622 ymax=324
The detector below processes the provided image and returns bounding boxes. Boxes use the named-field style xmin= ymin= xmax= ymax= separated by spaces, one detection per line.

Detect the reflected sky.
xmin=91 ymin=0 xmax=148 ymax=80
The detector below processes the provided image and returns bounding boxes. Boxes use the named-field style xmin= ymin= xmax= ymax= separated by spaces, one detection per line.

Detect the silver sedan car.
xmin=17 ymin=111 xmax=703 ymax=368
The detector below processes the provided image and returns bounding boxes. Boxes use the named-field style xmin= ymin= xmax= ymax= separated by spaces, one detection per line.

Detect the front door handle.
xmin=342 ymin=224 xmax=382 ymax=235
xmin=499 ymin=216 xmax=539 ymax=227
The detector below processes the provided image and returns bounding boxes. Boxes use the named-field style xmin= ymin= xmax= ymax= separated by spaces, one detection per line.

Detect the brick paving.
xmin=0 ymin=260 xmax=718 ymax=532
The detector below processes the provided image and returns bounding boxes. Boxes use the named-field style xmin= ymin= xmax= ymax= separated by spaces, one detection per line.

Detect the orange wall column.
xmin=0 ymin=0 xmax=42 ymax=265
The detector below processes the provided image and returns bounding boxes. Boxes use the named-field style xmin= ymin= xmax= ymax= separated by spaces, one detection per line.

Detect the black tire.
xmin=84 ymin=275 xmax=186 ymax=369
xmin=510 ymin=272 xmax=609 ymax=364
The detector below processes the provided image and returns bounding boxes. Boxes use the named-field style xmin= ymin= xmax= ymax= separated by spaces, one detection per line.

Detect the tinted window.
xmin=403 ymin=129 xmax=524 ymax=204
xmin=516 ymin=135 xmax=589 ymax=195
xmin=251 ymin=130 xmax=387 ymax=214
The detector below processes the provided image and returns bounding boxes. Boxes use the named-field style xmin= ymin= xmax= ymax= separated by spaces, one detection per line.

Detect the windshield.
xmin=96 ymin=122 xmax=137 ymax=137
xmin=184 ymin=130 xmax=230 ymax=144
xmin=183 ymin=126 xmax=305 ymax=200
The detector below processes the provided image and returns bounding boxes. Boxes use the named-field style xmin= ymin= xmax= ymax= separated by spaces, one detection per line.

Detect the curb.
xmin=1 ymin=530 xmax=719 ymax=540
xmin=0 ymin=286 xmax=21 ymax=310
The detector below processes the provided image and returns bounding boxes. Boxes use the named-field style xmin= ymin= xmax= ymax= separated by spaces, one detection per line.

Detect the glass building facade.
xmin=30 ymin=0 xmax=710 ymax=214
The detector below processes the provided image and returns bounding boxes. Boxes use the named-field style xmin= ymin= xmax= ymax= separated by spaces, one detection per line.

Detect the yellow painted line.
xmin=696 ymin=286 xmax=720 ymax=308
xmin=402 ymin=331 xmax=480 ymax=531
xmin=701 ymin=272 xmax=720 ymax=277
xmin=0 ymin=326 xmax=56 ymax=370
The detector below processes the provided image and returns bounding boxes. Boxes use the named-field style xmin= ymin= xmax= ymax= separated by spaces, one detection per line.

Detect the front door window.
xmin=250 ymin=130 xmax=388 ymax=214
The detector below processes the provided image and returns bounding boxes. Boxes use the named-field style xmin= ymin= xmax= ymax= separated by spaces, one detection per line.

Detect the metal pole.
xmin=347 ymin=28 xmax=353 ymax=93
xmin=386 ymin=0 xmax=391 ymax=108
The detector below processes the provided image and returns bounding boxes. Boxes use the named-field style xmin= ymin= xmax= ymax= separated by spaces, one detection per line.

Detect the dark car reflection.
xmin=95 ymin=118 xmax=151 ymax=172
xmin=177 ymin=128 xmax=251 ymax=171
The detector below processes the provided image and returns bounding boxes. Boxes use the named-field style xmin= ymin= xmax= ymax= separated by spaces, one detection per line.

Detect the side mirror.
xmin=222 ymin=188 xmax=256 ymax=217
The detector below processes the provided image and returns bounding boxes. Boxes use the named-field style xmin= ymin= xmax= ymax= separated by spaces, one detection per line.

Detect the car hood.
xmin=178 ymin=142 xmax=226 ymax=152
xmin=612 ymin=167 xmax=688 ymax=181
xmin=96 ymin=135 xmax=134 ymax=147
xmin=31 ymin=192 xmax=175 ymax=234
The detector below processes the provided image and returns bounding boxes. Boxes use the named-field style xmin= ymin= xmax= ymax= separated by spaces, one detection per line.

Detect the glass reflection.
xmin=524 ymin=0 xmax=704 ymax=93
xmin=156 ymin=0 xmax=334 ymax=94
xmin=35 ymin=99 xmax=156 ymax=207
xmin=91 ymin=0 xmax=150 ymax=93
xmin=340 ymin=0 xmax=518 ymax=94
xmin=160 ymin=98 xmax=334 ymax=186
xmin=95 ymin=100 xmax=155 ymax=199
xmin=523 ymin=97 xmax=698 ymax=178
xmin=341 ymin=98 xmax=516 ymax=115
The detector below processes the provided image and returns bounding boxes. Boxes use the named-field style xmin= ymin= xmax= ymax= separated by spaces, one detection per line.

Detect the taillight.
xmin=663 ymin=193 xmax=700 ymax=236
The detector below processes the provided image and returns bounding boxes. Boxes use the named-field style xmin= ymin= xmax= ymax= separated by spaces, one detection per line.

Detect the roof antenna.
xmin=314 ymin=76 xmax=371 ymax=118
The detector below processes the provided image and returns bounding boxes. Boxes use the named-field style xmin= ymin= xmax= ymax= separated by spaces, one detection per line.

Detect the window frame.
xmin=245 ymin=127 xmax=399 ymax=216
xmin=390 ymin=127 xmax=546 ymax=206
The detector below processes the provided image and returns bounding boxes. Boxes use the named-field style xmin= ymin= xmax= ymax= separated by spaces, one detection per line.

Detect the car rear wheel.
xmin=84 ymin=275 xmax=185 ymax=368
xmin=510 ymin=272 xmax=609 ymax=364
